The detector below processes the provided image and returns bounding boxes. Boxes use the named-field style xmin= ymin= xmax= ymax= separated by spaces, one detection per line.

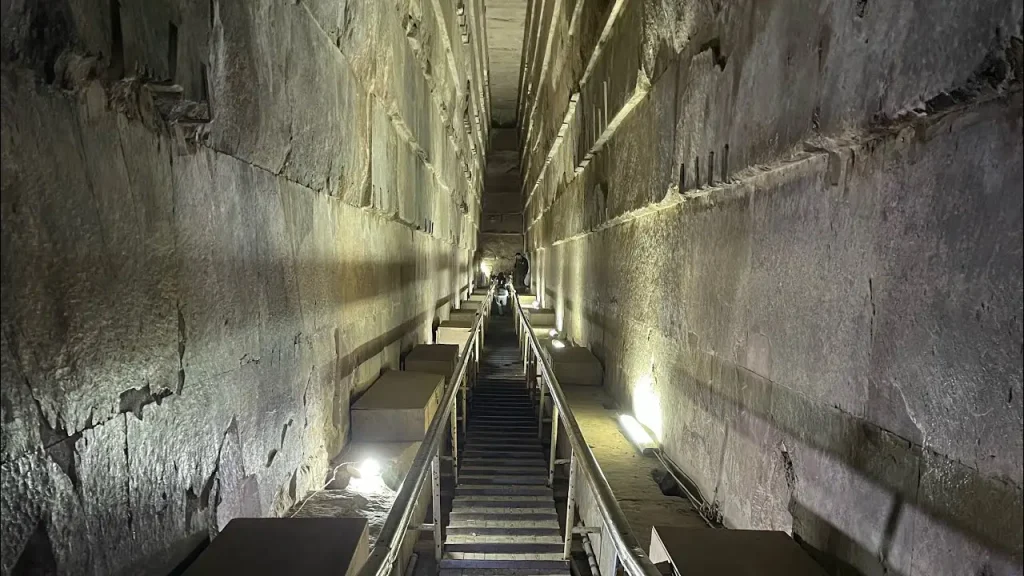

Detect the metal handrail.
xmin=511 ymin=289 xmax=663 ymax=576
xmin=358 ymin=285 xmax=493 ymax=576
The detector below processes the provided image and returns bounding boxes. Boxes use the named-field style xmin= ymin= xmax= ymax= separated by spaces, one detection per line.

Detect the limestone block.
xmin=448 ymin=310 xmax=479 ymax=324
xmin=183 ymin=517 xmax=369 ymax=576
xmin=544 ymin=345 xmax=603 ymax=387
xmin=526 ymin=308 xmax=556 ymax=328
xmin=649 ymin=526 xmax=826 ymax=576
xmin=437 ymin=318 xmax=477 ymax=353
xmin=351 ymin=371 xmax=444 ymax=442
xmin=466 ymin=292 xmax=490 ymax=304
xmin=405 ymin=344 xmax=460 ymax=386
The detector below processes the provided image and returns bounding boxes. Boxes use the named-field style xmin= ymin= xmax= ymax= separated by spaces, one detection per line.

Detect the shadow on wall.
xmin=788 ymin=500 xmax=903 ymax=576
xmin=1 ymin=249 xmax=471 ymax=575
xmin=563 ymin=292 xmax=1022 ymax=575
xmin=1 ymin=252 xmax=464 ymax=416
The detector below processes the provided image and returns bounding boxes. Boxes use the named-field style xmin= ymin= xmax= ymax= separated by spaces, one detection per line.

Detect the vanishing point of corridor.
xmin=1 ymin=0 xmax=1021 ymax=575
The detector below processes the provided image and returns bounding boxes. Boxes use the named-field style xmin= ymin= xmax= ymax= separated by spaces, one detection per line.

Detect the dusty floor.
xmin=562 ymin=384 xmax=708 ymax=553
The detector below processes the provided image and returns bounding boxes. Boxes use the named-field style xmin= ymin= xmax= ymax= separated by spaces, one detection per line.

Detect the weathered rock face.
xmin=520 ymin=0 xmax=1023 ymax=574
xmin=0 ymin=0 xmax=489 ymax=574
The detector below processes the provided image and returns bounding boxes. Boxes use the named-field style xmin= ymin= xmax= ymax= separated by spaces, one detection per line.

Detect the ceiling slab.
xmin=484 ymin=0 xmax=527 ymax=127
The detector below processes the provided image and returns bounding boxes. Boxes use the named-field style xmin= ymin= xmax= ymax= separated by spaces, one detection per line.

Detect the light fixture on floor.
xmin=551 ymin=339 xmax=566 ymax=349
xmin=349 ymin=457 xmax=385 ymax=494
xmin=549 ymin=329 xmax=558 ymax=337
xmin=618 ymin=414 xmax=658 ymax=455
xmin=633 ymin=375 xmax=663 ymax=442
xmin=358 ymin=458 xmax=381 ymax=479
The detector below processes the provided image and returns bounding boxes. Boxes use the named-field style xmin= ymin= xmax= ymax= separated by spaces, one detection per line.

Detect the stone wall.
xmin=478 ymin=128 xmax=524 ymax=278
xmin=0 ymin=0 xmax=489 ymax=574
xmin=520 ymin=0 xmax=1023 ymax=574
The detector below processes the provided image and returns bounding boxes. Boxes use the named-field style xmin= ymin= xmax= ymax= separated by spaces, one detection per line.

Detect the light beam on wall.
xmin=633 ymin=375 xmax=663 ymax=442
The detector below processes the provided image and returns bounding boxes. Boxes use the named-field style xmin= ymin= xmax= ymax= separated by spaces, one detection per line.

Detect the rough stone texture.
xmin=0 ymin=0 xmax=488 ymax=573
xmin=520 ymin=0 xmax=1024 ymax=575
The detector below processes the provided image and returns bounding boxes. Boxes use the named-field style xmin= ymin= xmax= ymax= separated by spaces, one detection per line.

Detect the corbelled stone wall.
xmin=0 ymin=0 xmax=489 ymax=574
xmin=478 ymin=128 xmax=524 ymax=279
xmin=520 ymin=0 xmax=1023 ymax=574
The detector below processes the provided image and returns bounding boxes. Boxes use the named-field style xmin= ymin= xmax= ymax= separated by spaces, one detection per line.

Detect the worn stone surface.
xmin=520 ymin=0 xmax=1023 ymax=574
xmin=0 ymin=0 xmax=487 ymax=574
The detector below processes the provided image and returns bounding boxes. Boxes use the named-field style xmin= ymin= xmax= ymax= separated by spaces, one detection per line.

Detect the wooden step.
xmin=445 ymin=526 xmax=562 ymax=538
xmin=440 ymin=555 xmax=570 ymax=571
xmin=454 ymin=484 xmax=553 ymax=496
xmin=457 ymin=474 xmax=547 ymax=485
xmin=444 ymin=542 xmax=564 ymax=554
xmin=440 ymin=569 xmax=568 ymax=576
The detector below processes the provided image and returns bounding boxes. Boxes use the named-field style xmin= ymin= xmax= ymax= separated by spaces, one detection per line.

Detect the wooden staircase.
xmin=440 ymin=314 xmax=569 ymax=576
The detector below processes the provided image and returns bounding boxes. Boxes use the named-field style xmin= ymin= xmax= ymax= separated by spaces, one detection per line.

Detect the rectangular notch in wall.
xmin=109 ymin=0 xmax=124 ymax=80
xmin=168 ymin=22 xmax=179 ymax=81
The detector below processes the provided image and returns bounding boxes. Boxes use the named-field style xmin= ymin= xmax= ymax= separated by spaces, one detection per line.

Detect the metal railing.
xmin=357 ymin=281 xmax=660 ymax=576
xmin=358 ymin=285 xmax=493 ymax=576
xmin=511 ymin=288 xmax=663 ymax=576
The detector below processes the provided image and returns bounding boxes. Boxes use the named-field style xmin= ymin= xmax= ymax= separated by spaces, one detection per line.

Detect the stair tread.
xmin=449 ymin=323 xmax=568 ymax=575
xmin=446 ymin=527 xmax=562 ymax=537
xmin=457 ymin=476 xmax=548 ymax=485
xmin=444 ymin=549 xmax=565 ymax=557
xmin=461 ymin=461 xmax=547 ymax=468
xmin=444 ymin=544 xmax=565 ymax=554
xmin=452 ymin=506 xmax=556 ymax=514
xmin=453 ymin=495 xmax=551 ymax=502
xmin=449 ymin=519 xmax=561 ymax=529
xmin=438 ymin=565 xmax=569 ymax=569
xmin=445 ymin=553 xmax=567 ymax=561
xmin=445 ymin=535 xmax=563 ymax=545
xmin=461 ymin=466 xmax=547 ymax=473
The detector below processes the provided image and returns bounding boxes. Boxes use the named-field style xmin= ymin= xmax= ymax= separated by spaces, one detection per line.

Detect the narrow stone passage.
xmin=441 ymin=314 xmax=569 ymax=575
xmin=1 ymin=0 xmax=1020 ymax=573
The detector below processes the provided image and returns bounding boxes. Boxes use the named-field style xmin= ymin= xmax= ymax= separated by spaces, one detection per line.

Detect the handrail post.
xmin=538 ymin=373 xmax=546 ymax=439
xmin=460 ymin=378 xmax=468 ymax=437
xmin=522 ymin=313 xmax=529 ymax=373
xmin=523 ymin=336 xmax=528 ymax=377
xmin=548 ymin=406 xmax=559 ymax=486
xmin=563 ymin=449 xmax=577 ymax=559
xmin=451 ymin=388 xmax=459 ymax=486
xmin=431 ymin=449 xmax=442 ymax=562
xmin=474 ymin=336 xmax=480 ymax=381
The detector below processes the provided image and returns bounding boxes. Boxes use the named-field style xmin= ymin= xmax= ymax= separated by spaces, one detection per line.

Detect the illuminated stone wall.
xmin=0 ymin=0 xmax=488 ymax=573
xmin=520 ymin=0 xmax=1023 ymax=573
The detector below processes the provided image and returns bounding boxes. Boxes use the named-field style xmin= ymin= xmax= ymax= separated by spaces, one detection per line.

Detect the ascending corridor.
xmin=2 ymin=0 xmax=1021 ymax=574
xmin=442 ymin=314 xmax=568 ymax=574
